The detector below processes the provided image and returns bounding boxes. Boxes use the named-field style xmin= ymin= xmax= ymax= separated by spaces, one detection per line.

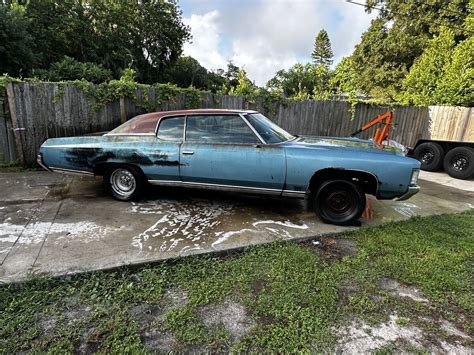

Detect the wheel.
xmin=413 ymin=142 xmax=444 ymax=171
xmin=104 ymin=165 xmax=144 ymax=201
xmin=312 ymin=180 xmax=366 ymax=226
xmin=443 ymin=147 xmax=474 ymax=180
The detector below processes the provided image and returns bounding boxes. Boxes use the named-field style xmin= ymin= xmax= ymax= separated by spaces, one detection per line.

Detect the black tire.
xmin=104 ymin=165 xmax=144 ymax=201
xmin=312 ymin=180 xmax=366 ymax=226
xmin=443 ymin=147 xmax=474 ymax=180
xmin=414 ymin=142 xmax=444 ymax=171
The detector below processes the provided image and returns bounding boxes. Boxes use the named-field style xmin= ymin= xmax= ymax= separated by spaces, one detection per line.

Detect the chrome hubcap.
xmin=110 ymin=169 xmax=136 ymax=197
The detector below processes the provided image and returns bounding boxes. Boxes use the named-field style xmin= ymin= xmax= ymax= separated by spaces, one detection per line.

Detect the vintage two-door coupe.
xmin=38 ymin=109 xmax=420 ymax=225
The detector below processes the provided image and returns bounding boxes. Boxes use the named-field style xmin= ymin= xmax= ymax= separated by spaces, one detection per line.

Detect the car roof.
xmin=134 ymin=109 xmax=258 ymax=121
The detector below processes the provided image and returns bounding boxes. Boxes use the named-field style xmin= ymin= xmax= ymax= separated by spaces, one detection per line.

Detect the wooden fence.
xmin=0 ymin=82 xmax=472 ymax=166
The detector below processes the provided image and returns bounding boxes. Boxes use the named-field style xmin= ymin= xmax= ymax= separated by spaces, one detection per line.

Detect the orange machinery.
xmin=350 ymin=111 xmax=393 ymax=145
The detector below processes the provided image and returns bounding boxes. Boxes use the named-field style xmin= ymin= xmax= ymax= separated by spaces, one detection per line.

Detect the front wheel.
xmin=312 ymin=180 xmax=366 ymax=226
xmin=104 ymin=165 xmax=144 ymax=201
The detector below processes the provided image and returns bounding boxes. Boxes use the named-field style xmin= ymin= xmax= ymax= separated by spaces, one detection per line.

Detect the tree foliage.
xmin=32 ymin=56 xmax=112 ymax=84
xmin=267 ymin=63 xmax=331 ymax=100
xmin=0 ymin=4 xmax=35 ymax=76
xmin=402 ymin=28 xmax=473 ymax=106
xmin=1 ymin=0 xmax=190 ymax=83
xmin=352 ymin=0 xmax=470 ymax=101
xmin=163 ymin=56 xmax=225 ymax=92
xmin=311 ymin=29 xmax=334 ymax=67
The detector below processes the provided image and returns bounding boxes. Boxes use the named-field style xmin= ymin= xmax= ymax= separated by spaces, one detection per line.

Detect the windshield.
xmin=245 ymin=113 xmax=294 ymax=143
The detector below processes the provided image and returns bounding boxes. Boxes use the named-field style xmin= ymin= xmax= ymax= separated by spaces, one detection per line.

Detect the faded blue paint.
xmin=180 ymin=142 xmax=286 ymax=189
xmin=39 ymin=132 xmax=420 ymax=200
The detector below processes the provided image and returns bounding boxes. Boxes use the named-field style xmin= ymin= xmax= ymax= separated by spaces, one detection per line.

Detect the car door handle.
xmin=182 ymin=150 xmax=194 ymax=155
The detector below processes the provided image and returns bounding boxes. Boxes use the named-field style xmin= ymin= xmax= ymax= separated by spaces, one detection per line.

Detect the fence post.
xmin=120 ymin=96 xmax=126 ymax=124
xmin=5 ymin=83 xmax=25 ymax=166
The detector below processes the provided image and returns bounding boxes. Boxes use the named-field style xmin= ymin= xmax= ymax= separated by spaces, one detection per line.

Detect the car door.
xmin=144 ymin=115 xmax=184 ymax=181
xmin=180 ymin=114 xmax=286 ymax=191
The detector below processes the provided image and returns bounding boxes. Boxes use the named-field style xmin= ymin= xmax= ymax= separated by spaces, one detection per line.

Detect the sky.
xmin=178 ymin=0 xmax=377 ymax=86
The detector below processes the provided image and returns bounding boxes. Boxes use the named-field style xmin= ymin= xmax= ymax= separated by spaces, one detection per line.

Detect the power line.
xmin=345 ymin=0 xmax=473 ymax=35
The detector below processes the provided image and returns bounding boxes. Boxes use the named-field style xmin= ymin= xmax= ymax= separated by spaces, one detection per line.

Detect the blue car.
xmin=38 ymin=109 xmax=420 ymax=225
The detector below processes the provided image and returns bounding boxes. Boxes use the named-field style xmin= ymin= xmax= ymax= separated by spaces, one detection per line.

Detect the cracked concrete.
xmin=0 ymin=170 xmax=473 ymax=283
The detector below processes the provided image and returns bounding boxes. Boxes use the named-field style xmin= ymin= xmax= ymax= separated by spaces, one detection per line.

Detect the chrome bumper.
xmin=37 ymin=154 xmax=51 ymax=172
xmin=395 ymin=185 xmax=420 ymax=201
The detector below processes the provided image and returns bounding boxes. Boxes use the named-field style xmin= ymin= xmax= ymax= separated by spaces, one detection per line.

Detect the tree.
xmin=229 ymin=69 xmax=258 ymax=97
xmin=21 ymin=0 xmax=190 ymax=82
xmin=0 ymin=4 xmax=36 ymax=76
xmin=311 ymin=29 xmax=333 ymax=67
xmin=352 ymin=0 xmax=469 ymax=100
xmin=402 ymin=27 xmax=473 ymax=107
xmin=163 ymin=56 xmax=226 ymax=92
xmin=435 ymin=37 xmax=474 ymax=106
xmin=329 ymin=56 xmax=358 ymax=98
xmin=31 ymin=56 xmax=112 ymax=83
xmin=266 ymin=63 xmax=331 ymax=100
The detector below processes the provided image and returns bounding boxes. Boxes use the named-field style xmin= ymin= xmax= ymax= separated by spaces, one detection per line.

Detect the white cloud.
xmin=182 ymin=0 xmax=377 ymax=86
xmin=182 ymin=10 xmax=227 ymax=71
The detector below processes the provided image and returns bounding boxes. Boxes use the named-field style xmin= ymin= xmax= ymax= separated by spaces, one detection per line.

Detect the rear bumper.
xmin=37 ymin=154 xmax=51 ymax=172
xmin=395 ymin=185 xmax=420 ymax=201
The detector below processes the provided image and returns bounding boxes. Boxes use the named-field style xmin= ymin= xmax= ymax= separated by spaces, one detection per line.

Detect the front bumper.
xmin=37 ymin=154 xmax=51 ymax=172
xmin=395 ymin=185 xmax=420 ymax=201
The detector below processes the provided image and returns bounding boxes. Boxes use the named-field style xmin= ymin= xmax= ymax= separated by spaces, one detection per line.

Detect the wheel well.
xmin=93 ymin=162 xmax=145 ymax=178
xmin=308 ymin=168 xmax=378 ymax=196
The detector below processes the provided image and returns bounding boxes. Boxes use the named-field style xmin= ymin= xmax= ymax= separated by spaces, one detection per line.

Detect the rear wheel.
xmin=443 ymin=147 xmax=474 ymax=180
xmin=104 ymin=165 xmax=144 ymax=201
xmin=312 ymin=180 xmax=366 ymax=226
xmin=414 ymin=142 xmax=444 ymax=171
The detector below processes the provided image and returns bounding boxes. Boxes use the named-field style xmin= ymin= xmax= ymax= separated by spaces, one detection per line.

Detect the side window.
xmin=109 ymin=114 xmax=159 ymax=134
xmin=185 ymin=115 xmax=260 ymax=144
xmin=157 ymin=116 xmax=185 ymax=141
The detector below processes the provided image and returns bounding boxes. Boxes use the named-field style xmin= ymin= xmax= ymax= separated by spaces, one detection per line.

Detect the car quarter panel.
xmin=282 ymin=143 xmax=420 ymax=199
xmin=40 ymin=136 xmax=181 ymax=180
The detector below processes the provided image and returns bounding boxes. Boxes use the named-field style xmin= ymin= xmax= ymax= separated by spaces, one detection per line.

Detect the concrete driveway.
xmin=0 ymin=171 xmax=473 ymax=283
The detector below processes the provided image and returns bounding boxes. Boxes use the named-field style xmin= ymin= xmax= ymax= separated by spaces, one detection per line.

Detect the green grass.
xmin=0 ymin=211 xmax=472 ymax=353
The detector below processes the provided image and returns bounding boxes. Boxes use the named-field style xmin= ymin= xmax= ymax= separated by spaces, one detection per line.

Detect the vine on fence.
xmin=2 ymin=72 xmax=395 ymax=119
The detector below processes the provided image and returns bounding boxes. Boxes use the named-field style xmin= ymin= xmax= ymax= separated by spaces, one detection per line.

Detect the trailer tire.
xmin=414 ymin=142 xmax=444 ymax=171
xmin=443 ymin=147 xmax=474 ymax=180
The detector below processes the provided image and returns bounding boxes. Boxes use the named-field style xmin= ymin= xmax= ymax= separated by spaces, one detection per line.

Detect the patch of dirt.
xmin=198 ymin=298 xmax=254 ymax=342
xmin=130 ymin=288 xmax=188 ymax=353
xmin=336 ymin=314 xmax=425 ymax=353
xmin=140 ymin=329 xmax=176 ymax=353
xmin=376 ymin=278 xmax=428 ymax=303
xmin=130 ymin=288 xmax=188 ymax=326
xmin=303 ymin=237 xmax=358 ymax=261
xmin=336 ymin=314 xmax=473 ymax=353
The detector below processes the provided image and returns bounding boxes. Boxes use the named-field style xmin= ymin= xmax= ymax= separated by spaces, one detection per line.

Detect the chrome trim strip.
xmin=239 ymin=114 xmax=266 ymax=144
xmin=50 ymin=167 xmax=95 ymax=176
xmin=304 ymin=168 xmax=380 ymax=196
xmin=37 ymin=154 xmax=52 ymax=172
xmin=394 ymin=185 xmax=420 ymax=201
xmin=148 ymin=179 xmax=285 ymax=196
xmin=281 ymin=190 xmax=307 ymax=198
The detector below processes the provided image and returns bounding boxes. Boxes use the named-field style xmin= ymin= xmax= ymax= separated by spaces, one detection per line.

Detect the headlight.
xmin=410 ymin=169 xmax=419 ymax=186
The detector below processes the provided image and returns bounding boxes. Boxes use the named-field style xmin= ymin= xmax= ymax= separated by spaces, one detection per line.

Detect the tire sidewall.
xmin=414 ymin=142 xmax=444 ymax=171
xmin=443 ymin=147 xmax=474 ymax=180
xmin=104 ymin=165 xmax=144 ymax=201
xmin=313 ymin=179 xmax=366 ymax=226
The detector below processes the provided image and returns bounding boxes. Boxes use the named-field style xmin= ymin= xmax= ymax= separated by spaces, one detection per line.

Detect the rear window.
xmin=108 ymin=114 xmax=159 ymax=134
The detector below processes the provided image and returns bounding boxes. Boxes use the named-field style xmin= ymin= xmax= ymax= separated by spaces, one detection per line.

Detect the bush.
xmin=32 ymin=56 xmax=112 ymax=83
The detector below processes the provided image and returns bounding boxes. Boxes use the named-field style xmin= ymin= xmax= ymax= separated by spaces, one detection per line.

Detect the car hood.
xmin=285 ymin=136 xmax=403 ymax=156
